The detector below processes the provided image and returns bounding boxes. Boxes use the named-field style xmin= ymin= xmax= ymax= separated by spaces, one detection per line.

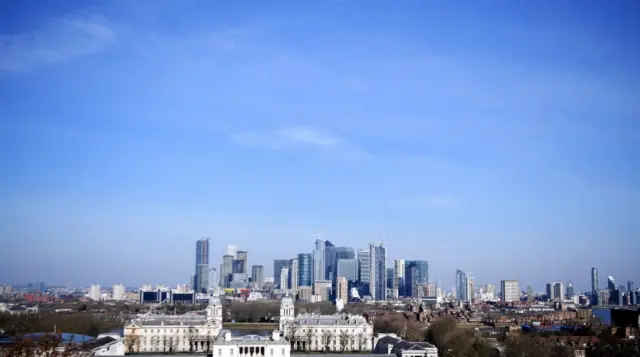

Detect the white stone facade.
xmin=123 ymin=296 xmax=223 ymax=353
xmin=279 ymin=297 xmax=374 ymax=352
xmin=213 ymin=330 xmax=290 ymax=357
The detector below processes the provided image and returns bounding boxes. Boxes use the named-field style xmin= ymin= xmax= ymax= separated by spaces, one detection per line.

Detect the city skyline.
xmin=1 ymin=1 xmax=638 ymax=290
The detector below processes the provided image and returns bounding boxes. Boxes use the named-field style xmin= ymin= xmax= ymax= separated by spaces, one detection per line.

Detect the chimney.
xmin=224 ymin=331 xmax=231 ymax=341
xmin=271 ymin=330 xmax=280 ymax=341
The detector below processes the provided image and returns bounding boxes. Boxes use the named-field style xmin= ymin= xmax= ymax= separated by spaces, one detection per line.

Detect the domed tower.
xmin=206 ymin=296 xmax=223 ymax=325
xmin=279 ymin=294 xmax=295 ymax=332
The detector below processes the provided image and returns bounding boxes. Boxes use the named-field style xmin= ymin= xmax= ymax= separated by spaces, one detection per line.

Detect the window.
xmin=281 ymin=349 xmax=285 ymax=355
xmin=270 ymin=348 xmax=274 ymax=355
xmin=218 ymin=349 xmax=222 ymax=355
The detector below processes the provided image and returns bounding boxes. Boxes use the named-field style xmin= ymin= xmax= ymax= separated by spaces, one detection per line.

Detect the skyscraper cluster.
xmin=269 ymin=239 xmax=432 ymax=302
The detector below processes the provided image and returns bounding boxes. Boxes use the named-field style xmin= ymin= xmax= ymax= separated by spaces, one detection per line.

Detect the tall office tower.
xmin=324 ymin=241 xmax=336 ymax=282
xmin=526 ymin=285 xmax=534 ymax=301
xmin=251 ymin=265 xmax=264 ymax=289
xmin=486 ymin=284 xmax=496 ymax=300
xmin=628 ymin=281 xmax=635 ymax=292
xmin=393 ymin=260 xmax=405 ymax=294
xmin=226 ymin=245 xmax=238 ymax=258
xmin=357 ymin=249 xmax=371 ymax=295
xmin=455 ymin=270 xmax=469 ymax=302
xmin=553 ymin=282 xmax=564 ymax=301
xmin=280 ymin=267 xmax=290 ymax=292
xmin=369 ymin=243 xmax=387 ymax=301
xmin=112 ymin=284 xmax=125 ymax=301
xmin=501 ymin=280 xmax=520 ymax=302
xmin=232 ymin=260 xmax=245 ymax=274
xmin=194 ymin=238 xmax=210 ymax=293
xmin=274 ymin=259 xmax=290 ymax=289
xmin=386 ymin=268 xmax=395 ymax=289
xmin=89 ymin=284 xmax=101 ymax=301
xmin=607 ymin=276 xmax=616 ymax=290
xmin=591 ymin=267 xmax=599 ymax=303
xmin=405 ymin=261 xmax=428 ymax=296
xmin=313 ymin=239 xmax=326 ymax=283
xmin=297 ymin=253 xmax=312 ymax=287
xmin=469 ymin=277 xmax=476 ymax=301
xmin=546 ymin=283 xmax=555 ymax=300
xmin=289 ymin=258 xmax=299 ymax=293
xmin=566 ymin=282 xmax=575 ymax=298
xmin=337 ymin=277 xmax=348 ymax=303
xmin=236 ymin=251 xmax=248 ymax=274
xmin=220 ymin=254 xmax=234 ymax=288
xmin=336 ymin=259 xmax=358 ymax=283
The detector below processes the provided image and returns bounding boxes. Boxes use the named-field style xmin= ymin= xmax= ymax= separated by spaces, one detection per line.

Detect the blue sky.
xmin=1 ymin=0 xmax=638 ymax=292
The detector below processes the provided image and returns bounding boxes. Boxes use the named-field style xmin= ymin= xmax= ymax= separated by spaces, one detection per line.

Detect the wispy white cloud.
xmin=230 ymin=126 xmax=370 ymax=159
xmin=0 ymin=13 xmax=116 ymax=72
xmin=390 ymin=195 xmax=461 ymax=211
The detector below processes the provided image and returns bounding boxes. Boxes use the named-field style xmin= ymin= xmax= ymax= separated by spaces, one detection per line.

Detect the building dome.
xmin=209 ymin=296 xmax=222 ymax=307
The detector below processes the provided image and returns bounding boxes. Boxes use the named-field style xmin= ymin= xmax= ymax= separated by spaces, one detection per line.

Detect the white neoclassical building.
xmin=279 ymin=295 xmax=374 ymax=352
xmin=213 ymin=330 xmax=290 ymax=357
xmin=123 ymin=296 xmax=223 ymax=353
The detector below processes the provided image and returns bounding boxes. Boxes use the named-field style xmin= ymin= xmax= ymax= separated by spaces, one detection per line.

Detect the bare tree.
xmin=358 ymin=332 xmax=368 ymax=352
xmin=306 ymin=328 xmax=314 ymax=352
xmin=322 ymin=330 xmax=334 ymax=353
xmin=188 ymin=327 xmax=197 ymax=353
xmin=339 ymin=330 xmax=349 ymax=352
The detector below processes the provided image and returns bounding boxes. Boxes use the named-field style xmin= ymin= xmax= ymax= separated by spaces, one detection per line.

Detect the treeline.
xmin=0 ymin=313 xmax=122 ymax=337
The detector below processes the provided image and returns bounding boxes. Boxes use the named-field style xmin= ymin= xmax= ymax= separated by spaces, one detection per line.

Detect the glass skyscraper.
xmin=194 ymin=238 xmax=210 ymax=293
xmin=369 ymin=243 xmax=386 ymax=301
xmin=456 ymin=270 xmax=469 ymax=302
xmin=297 ymin=253 xmax=312 ymax=287
xmin=313 ymin=239 xmax=326 ymax=283
xmin=357 ymin=249 xmax=370 ymax=295
xmin=274 ymin=259 xmax=290 ymax=289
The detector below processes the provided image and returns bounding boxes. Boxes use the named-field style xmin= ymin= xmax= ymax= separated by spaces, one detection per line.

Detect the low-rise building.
xmin=123 ymin=296 xmax=223 ymax=353
xmin=214 ymin=330 xmax=290 ymax=357
xmin=279 ymin=296 xmax=374 ymax=352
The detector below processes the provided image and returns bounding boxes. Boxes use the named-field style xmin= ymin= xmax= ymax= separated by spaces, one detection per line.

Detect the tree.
xmin=321 ymin=330 xmax=333 ymax=352
xmin=339 ymin=330 xmax=349 ymax=352
xmin=188 ymin=327 xmax=197 ymax=353
xmin=306 ymin=328 xmax=314 ymax=352
xmin=1 ymin=334 xmax=78 ymax=357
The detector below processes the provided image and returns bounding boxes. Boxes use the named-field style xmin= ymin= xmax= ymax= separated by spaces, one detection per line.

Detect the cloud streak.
xmin=230 ymin=126 xmax=370 ymax=159
xmin=0 ymin=13 xmax=116 ymax=72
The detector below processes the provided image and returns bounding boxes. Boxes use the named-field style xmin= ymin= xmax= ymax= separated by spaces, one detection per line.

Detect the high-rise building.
xmin=251 ymin=265 xmax=264 ymax=289
xmin=220 ymin=254 xmax=234 ymax=288
xmin=112 ymin=284 xmax=125 ymax=301
xmin=405 ymin=261 xmax=428 ymax=297
xmin=357 ymin=249 xmax=370 ymax=295
xmin=393 ymin=260 xmax=405 ymax=294
xmin=337 ymin=277 xmax=348 ymax=303
xmin=89 ymin=284 xmax=101 ymax=301
xmin=526 ymin=285 xmax=534 ymax=301
xmin=553 ymin=282 xmax=564 ymax=301
xmin=324 ymin=241 xmax=336 ymax=283
xmin=280 ymin=267 xmax=290 ymax=292
xmin=194 ymin=238 xmax=210 ymax=293
xmin=289 ymin=258 xmax=299 ymax=293
xmin=566 ymin=282 xmax=575 ymax=298
xmin=274 ymin=259 xmax=290 ymax=289
xmin=369 ymin=243 xmax=386 ymax=301
xmin=232 ymin=259 xmax=245 ymax=274
xmin=313 ymin=239 xmax=326 ymax=283
xmin=628 ymin=281 xmax=634 ymax=293
xmin=236 ymin=251 xmax=248 ymax=274
xmin=501 ymin=280 xmax=520 ymax=302
xmin=297 ymin=253 xmax=312 ymax=287
xmin=608 ymin=276 xmax=617 ymax=291
xmin=337 ymin=259 xmax=358 ymax=283
xmin=591 ymin=267 xmax=599 ymax=304
xmin=546 ymin=283 xmax=555 ymax=301
xmin=386 ymin=268 xmax=394 ymax=289
xmin=455 ymin=270 xmax=470 ymax=302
